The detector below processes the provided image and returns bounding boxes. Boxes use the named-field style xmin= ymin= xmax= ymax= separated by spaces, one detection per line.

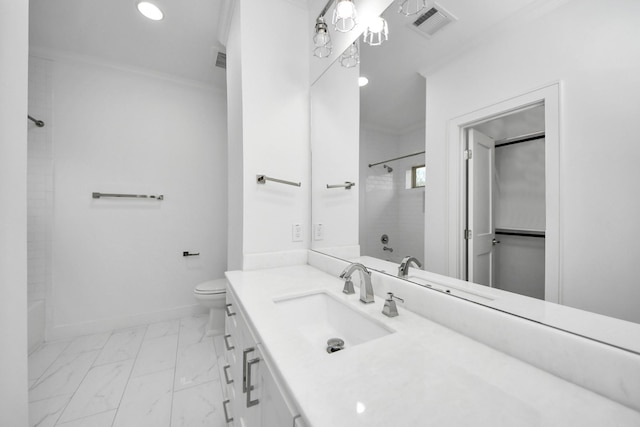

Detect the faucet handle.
xmin=386 ymin=292 xmax=404 ymax=303
xmin=343 ymin=279 xmax=355 ymax=295
xmin=382 ymin=292 xmax=404 ymax=317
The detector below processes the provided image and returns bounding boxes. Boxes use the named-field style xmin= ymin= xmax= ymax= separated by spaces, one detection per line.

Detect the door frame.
xmin=446 ymin=82 xmax=561 ymax=303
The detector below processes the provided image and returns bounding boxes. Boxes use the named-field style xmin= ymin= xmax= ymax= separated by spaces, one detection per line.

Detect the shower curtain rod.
xmin=368 ymin=151 xmax=425 ymax=168
xmin=28 ymin=115 xmax=45 ymax=127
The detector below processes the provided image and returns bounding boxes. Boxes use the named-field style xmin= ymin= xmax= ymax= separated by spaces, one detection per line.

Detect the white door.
xmin=467 ymin=129 xmax=495 ymax=286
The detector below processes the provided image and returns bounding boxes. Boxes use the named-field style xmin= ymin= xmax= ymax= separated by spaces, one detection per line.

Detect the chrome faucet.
xmin=339 ymin=263 xmax=375 ymax=304
xmin=398 ymin=256 xmax=422 ymax=278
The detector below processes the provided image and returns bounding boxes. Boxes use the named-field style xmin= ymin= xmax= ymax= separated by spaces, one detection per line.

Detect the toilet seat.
xmin=194 ymin=279 xmax=226 ymax=295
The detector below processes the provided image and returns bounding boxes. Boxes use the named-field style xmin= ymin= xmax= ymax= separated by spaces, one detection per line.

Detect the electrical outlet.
xmin=314 ymin=223 xmax=324 ymax=241
xmin=292 ymin=223 xmax=303 ymax=242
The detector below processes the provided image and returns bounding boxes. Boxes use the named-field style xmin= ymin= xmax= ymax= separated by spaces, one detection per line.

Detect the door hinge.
xmin=464 ymin=149 xmax=473 ymax=160
xmin=464 ymin=229 xmax=472 ymax=240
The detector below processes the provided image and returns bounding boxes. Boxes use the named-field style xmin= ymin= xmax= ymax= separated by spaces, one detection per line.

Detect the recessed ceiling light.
xmin=358 ymin=76 xmax=369 ymax=87
xmin=137 ymin=2 xmax=164 ymax=21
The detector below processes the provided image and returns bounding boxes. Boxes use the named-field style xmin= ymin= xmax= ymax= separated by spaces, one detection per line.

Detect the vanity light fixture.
xmin=137 ymin=1 xmax=164 ymax=21
xmin=358 ymin=76 xmax=369 ymax=87
xmin=313 ymin=17 xmax=332 ymax=58
xmin=363 ymin=16 xmax=388 ymax=46
xmin=333 ymin=0 xmax=358 ymax=32
xmin=339 ymin=41 xmax=360 ymax=68
xmin=397 ymin=0 xmax=427 ymax=16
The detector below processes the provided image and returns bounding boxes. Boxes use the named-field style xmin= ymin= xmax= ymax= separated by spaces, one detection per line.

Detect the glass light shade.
xmin=313 ymin=18 xmax=332 ymax=59
xmin=137 ymin=2 xmax=164 ymax=21
xmin=363 ymin=17 xmax=388 ymax=46
xmin=397 ymin=0 xmax=427 ymax=16
xmin=333 ymin=0 xmax=357 ymax=33
xmin=313 ymin=43 xmax=332 ymax=58
xmin=314 ymin=32 xmax=330 ymax=47
xmin=340 ymin=42 xmax=360 ymax=68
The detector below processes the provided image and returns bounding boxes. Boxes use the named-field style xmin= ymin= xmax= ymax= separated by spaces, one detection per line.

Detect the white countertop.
xmin=225 ymin=265 xmax=640 ymax=426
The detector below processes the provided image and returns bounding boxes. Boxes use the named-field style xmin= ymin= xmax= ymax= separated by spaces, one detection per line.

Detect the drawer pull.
xmin=222 ymin=399 xmax=233 ymax=423
xmin=225 ymin=303 xmax=236 ymax=317
xmin=224 ymin=334 xmax=234 ymax=351
xmin=223 ymin=364 xmax=233 ymax=384
xmin=246 ymin=357 xmax=260 ymax=408
xmin=242 ymin=347 xmax=255 ymax=393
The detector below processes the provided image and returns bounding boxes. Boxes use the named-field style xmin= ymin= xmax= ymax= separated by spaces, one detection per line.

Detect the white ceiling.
xmin=359 ymin=0 xmax=545 ymax=134
xmin=29 ymin=0 xmax=227 ymax=89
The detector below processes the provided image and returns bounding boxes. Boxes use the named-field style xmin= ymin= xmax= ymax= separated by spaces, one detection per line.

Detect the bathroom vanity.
xmin=221 ymin=259 xmax=640 ymax=426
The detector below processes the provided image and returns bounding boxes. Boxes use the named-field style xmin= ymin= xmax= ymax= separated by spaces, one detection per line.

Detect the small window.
xmin=412 ymin=165 xmax=426 ymax=188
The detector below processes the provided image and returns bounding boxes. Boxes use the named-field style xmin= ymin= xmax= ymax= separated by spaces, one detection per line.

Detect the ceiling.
xmin=29 ymin=0 xmax=557 ymax=122
xmin=29 ymin=0 xmax=227 ymax=90
xmin=359 ymin=0 xmax=547 ymax=134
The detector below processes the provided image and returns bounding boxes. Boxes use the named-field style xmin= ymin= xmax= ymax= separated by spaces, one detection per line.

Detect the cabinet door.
xmin=255 ymin=344 xmax=300 ymax=426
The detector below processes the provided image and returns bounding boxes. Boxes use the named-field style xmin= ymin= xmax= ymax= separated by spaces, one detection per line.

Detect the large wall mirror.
xmin=311 ymin=0 xmax=640 ymax=352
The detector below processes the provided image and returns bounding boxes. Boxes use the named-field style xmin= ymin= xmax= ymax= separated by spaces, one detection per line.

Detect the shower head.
xmin=383 ymin=164 xmax=393 ymax=173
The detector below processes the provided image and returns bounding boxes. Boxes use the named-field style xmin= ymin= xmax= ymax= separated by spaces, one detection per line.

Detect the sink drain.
xmin=326 ymin=338 xmax=345 ymax=353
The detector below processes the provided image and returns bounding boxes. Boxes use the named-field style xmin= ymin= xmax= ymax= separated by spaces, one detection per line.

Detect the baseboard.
xmin=46 ymin=303 xmax=207 ymax=342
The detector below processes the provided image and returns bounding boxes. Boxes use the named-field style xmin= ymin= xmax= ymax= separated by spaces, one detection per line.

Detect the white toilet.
xmin=193 ymin=278 xmax=227 ymax=336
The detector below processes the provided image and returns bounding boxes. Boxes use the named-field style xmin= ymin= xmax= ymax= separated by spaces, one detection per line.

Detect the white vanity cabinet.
xmin=222 ymin=288 xmax=305 ymax=427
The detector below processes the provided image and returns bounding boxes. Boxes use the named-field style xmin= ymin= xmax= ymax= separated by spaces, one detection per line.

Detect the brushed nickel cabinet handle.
xmin=224 ymin=334 xmax=234 ymax=351
xmin=225 ymin=303 xmax=236 ymax=317
xmin=223 ymin=364 xmax=233 ymax=384
xmin=242 ymin=347 xmax=255 ymax=393
xmin=246 ymin=357 xmax=261 ymax=408
xmin=222 ymin=399 xmax=233 ymax=423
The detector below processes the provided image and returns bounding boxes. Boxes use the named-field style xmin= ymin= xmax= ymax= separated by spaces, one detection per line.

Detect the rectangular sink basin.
xmin=273 ymin=291 xmax=393 ymax=353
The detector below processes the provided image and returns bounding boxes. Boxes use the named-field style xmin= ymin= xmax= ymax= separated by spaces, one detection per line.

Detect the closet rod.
xmin=496 ymin=132 xmax=545 ymax=148
xmin=368 ymin=151 xmax=425 ymax=168
xmin=495 ymin=228 xmax=545 ymax=238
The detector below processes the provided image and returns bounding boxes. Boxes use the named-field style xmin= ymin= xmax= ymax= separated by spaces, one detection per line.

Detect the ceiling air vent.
xmin=411 ymin=4 xmax=456 ymax=38
xmin=215 ymin=51 xmax=227 ymax=70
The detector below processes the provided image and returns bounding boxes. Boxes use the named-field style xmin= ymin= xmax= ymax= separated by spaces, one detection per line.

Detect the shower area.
xmin=359 ymin=125 xmax=425 ymax=263
xmin=26 ymin=56 xmax=53 ymax=352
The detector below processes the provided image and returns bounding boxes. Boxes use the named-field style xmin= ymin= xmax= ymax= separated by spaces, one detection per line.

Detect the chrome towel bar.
xmin=92 ymin=192 xmax=164 ymax=200
xmin=256 ymin=175 xmax=301 ymax=187
xmin=326 ymin=181 xmax=355 ymax=190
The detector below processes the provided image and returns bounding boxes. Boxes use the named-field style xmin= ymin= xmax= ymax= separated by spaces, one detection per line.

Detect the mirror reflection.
xmin=311 ymin=0 xmax=640 ymax=338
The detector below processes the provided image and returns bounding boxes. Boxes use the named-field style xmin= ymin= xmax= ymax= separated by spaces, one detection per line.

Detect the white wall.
xmin=44 ymin=56 xmax=228 ymax=339
xmin=0 ymin=0 xmax=29 ymax=423
xmin=424 ymin=0 xmax=640 ymax=322
xmin=226 ymin=1 xmax=243 ymax=271
xmin=311 ymin=57 xmax=359 ymax=251
xmin=28 ymin=57 xmax=54 ymax=305
xmin=236 ymin=0 xmax=310 ymax=259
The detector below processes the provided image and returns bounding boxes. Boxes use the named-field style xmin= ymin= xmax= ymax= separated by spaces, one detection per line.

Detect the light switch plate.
xmin=314 ymin=223 xmax=324 ymax=241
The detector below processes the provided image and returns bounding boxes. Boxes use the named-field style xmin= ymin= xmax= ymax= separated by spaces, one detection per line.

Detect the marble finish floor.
xmin=28 ymin=315 xmax=227 ymax=427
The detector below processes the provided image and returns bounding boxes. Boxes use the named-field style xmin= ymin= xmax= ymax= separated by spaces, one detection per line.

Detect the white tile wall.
xmin=360 ymin=126 xmax=425 ymax=263
xmin=27 ymin=56 xmax=53 ymax=304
